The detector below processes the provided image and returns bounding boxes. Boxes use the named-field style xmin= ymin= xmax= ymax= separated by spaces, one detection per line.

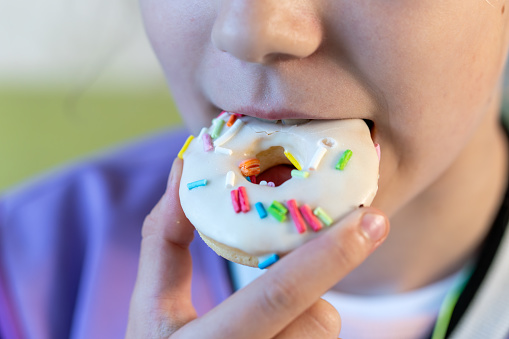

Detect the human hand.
xmin=126 ymin=158 xmax=389 ymax=339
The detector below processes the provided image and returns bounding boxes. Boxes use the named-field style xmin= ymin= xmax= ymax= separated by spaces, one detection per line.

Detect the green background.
xmin=0 ymin=85 xmax=182 ymax=192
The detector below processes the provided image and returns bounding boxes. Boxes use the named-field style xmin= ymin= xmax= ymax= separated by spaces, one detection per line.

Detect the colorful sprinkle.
xmin=267 ymin=205 xmax=286 ymax=222
xmin=202 ymin=133 xmax=213 ymax=152
xmin=313 ymin=207 xmax=333 ymax=226
xmin=231 ymin=189 xmax=241 ymax=213
xmin=259 ymin=181 xmax=268 ymax=186
xmin=246 ymin=176 xmax=252 ymax=182
xmin=249 ymin=175 xmax=257 ymax=184
xmin=299 ymin=204 xmax=323 ymax=232
xmin=287 ymin=199 xmax=307 ymax=234
xmin=318 ymin=137 xmax=337 ymax=148
xmin=197 ymin=127 xmax=208 ymax=140
xmin=213 ymin=119 xmax=244 ymax=147
xmin=258 ymin=254 xmax=279 ymax=269
xmin=284 ymin=150 xmax=303 ymax=171
xmin=336 ymin=150 xmax=353 ymax=170
xmin=210 ymin=118 xmax=225 ymax=139
xmin=218 ymin=111 xmax=227 ymax=118
xmin=177 ymin=135 xmax=194 ymax=159
xmin=291 ymin=170 xmax=309 ymax=179
xmin=215 ymin=147 xmax=233 ymax=155
xmin=225 ymin=171 xmax=235 ymax=188
xmin=255 ymin=202 xmax=267 ymax=219
xmin=239 ymin=158 xmax=261 ymax=177
xmin=308 ymin=146 xmax=327 ymax=171
xmin=227 ymin=114 xmax=237 ymax=127
xmin=238 ymin=186 xmax=250 ymax=213
xmin=267 ymin=182 xmax=275 ymax=187
xmin=375 ymin=143 xmax=381 ymax=161
xmin=187 ymin=179 xmax=207 ymax=190
xmin=271 ymin=200 xmax=288 ymax=215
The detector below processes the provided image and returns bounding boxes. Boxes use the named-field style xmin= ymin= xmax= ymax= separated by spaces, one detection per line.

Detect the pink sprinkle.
xmin=238 ymin=186 xmax=250 ymax=213
xmin=300 ymin=204 xmax=323 ymax=232
xmin=267 ymin=182 xmax=275 ymax=187
xmin=231 ymin=189 xmax=240 ymax=213
xmin=218 ymin=111 xmax=227 ymax=118
xmin=287 ymin=199 xmax=306 ymax=234
xmin=232 ymin=113 xmax=244 ymax=118
xmin=202 ymin=133 xmax=213 ymax=152
xmin=249 ymin=175 xmax=257 ymax=184
xmin=375 ymin=143 xmax=381 ymax=162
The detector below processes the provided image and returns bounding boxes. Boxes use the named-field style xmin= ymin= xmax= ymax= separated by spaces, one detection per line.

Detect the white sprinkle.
xmin=318 ymin=137 xmax=337 ymax=149
xmin=308 ymin=146 xmax=328 ymax=170
xmin=225 ymin=171 xmax=235 ymax=188
xmin=213 ymin=119 xmax=244 ymax=147
xmin=215 ymin=146 xmax=233 ymax=155
xmin=197 ymin=127 xmax=208 ymax=140
xmin=259 ymin=181 xmax=268 ymax=186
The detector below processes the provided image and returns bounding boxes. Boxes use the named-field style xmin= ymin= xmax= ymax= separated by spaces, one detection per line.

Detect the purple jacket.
xmin=0 ymin=129 xmax=232 ymax=339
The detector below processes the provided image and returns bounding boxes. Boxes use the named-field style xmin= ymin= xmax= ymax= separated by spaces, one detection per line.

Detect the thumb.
xmin=127 ymin=158 xmax=197 ymax=338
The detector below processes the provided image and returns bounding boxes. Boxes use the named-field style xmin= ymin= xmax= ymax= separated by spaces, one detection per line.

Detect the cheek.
xmin=353 ymin=1 xmax=507 ymax=212
xmin=139 ymin=0 xmax=218 ymax=131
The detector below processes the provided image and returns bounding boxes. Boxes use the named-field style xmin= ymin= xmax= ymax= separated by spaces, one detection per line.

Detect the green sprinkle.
xmin=268 ymin=205 xmax=287 ymax=222
xmin=313 ymin=207 xmax=333 ymax=226
xmin=271 ymin=201 xmax=288 ymax=215
xmin=335 ymin=149 xmax=353 ymax=170
xmin=291 ymin=170 xmax=310 ymax=178
xmin=210 ymin=119 xmax=225 ymax=139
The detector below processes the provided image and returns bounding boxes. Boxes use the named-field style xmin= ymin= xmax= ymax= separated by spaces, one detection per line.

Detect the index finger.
xmin=177 ymin=207 xmax=389 ymax=338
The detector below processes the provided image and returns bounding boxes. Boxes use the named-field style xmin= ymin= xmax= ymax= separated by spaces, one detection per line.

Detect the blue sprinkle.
xmin=258 ymin=254 xmax=280 ymax=270
xmin=255 ymin=202 xmax=267 ymax=219
xmin=187 ymin=179 xmax=208 ymax=190
xmin=246 ymin=176 xmax=252 ymax=182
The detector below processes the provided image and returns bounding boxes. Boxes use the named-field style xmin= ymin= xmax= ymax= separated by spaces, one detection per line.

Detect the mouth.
xmin=215 ymin=108 xmax=377 ymax=187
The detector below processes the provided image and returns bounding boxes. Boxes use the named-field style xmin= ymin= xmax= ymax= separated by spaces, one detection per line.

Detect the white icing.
xmin=179 ymin=115 xmax=379 ymax=256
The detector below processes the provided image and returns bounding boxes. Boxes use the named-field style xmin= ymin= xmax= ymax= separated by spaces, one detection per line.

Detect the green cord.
xmin=431 ymin=266 xmax=474 ymax=339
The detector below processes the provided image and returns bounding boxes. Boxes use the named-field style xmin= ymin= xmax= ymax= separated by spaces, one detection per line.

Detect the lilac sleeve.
xmin=0 ymin=129 xmax=232 ymax=339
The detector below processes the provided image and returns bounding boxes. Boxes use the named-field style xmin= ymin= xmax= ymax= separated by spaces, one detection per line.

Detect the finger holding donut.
xmin=125 ymin=157 xmax=389 ymax=338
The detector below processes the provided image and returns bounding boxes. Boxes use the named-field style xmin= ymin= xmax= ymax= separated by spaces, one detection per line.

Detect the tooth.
xmin=254 ymin=117 xmax=279 ymax=124
xmin=281 ymin=119 xmax=312 ymax=125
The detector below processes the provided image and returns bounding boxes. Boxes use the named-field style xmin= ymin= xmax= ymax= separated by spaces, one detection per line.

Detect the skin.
xmin=127 ymin=0 xmax=509 ymax=336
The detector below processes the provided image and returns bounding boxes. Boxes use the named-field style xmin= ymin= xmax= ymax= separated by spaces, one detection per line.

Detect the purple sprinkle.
xmin=268 ymin=182 xmax=275 ymax=187
xmin=202 ymin=133 xmax=213 ymax=152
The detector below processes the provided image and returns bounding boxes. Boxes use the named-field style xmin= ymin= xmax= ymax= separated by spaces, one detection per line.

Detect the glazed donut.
xmin=179 ymin=112 xmax=380 ymax=268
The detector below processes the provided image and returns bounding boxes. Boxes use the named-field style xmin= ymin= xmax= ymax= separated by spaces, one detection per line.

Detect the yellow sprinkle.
xmin=284 ymin=150 xmax=302 ymax=171
xmin=178 ymin=135 xmax=195 ymax=159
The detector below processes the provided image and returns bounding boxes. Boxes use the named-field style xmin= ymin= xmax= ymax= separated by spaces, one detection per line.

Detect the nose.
xmin=211 ymin=0 xmax=323 ymax=64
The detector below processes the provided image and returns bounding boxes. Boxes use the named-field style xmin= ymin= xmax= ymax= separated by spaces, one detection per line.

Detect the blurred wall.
xmin=0 ymin=0 xmax=181 ymax=191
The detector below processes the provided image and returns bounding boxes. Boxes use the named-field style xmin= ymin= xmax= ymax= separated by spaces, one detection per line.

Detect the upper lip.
xmin=217 ymin=105 xmax=377 ymax=142
xmin=220 ymin=106 xmax=322 ymax=121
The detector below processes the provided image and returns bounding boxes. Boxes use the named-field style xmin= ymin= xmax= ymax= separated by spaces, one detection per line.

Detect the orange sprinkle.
xmin=227 ymin=114 xmax=237 ymax=127
xmin=239 ymin=158 xmax=261 ymax=177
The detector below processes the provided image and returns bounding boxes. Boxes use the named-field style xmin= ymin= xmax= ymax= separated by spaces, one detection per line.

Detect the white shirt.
xmin=229 ymin=263 xmax=461 ymax=339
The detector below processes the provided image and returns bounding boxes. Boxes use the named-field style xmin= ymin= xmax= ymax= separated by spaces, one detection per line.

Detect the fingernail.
xmin=360 ymin=213 xmax=387 ymax=242
xmin=167 ymin=158 xmax=179 ymax=189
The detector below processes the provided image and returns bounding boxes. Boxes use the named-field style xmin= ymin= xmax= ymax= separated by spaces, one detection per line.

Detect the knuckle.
xmin=259 ymin=277 xmax=297 ymax=315
xmin=142 ymin=213 xmax=158 ymax=238
xmin=327 ymin=228 xmax=368 ymax=271
xmin=307 ymin=299 xmax=341 ymax=338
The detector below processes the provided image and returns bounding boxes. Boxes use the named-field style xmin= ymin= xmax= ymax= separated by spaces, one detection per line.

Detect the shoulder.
xmin=1 ymin=128 xmax=188 ymax=217
xmin=0 ymin=128 xmax=189 ymax=339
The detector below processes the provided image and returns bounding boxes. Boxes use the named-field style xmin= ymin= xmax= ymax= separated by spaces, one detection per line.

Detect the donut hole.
xmin=255 ymin=146 xmax=296 ymax=187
